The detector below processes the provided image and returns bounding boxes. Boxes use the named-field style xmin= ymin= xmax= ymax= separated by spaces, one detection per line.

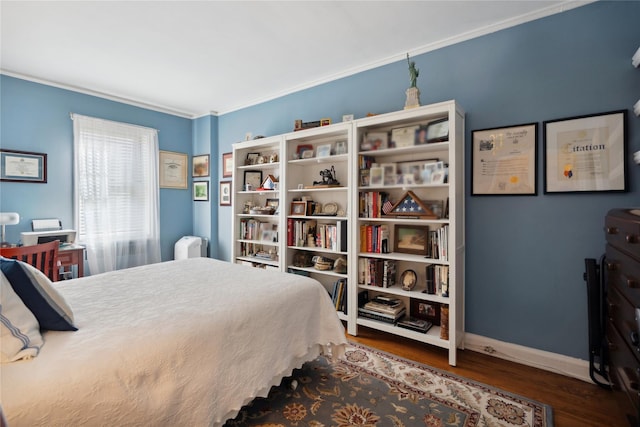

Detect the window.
xmin=72 ymin=114 xmax=161 ymax=274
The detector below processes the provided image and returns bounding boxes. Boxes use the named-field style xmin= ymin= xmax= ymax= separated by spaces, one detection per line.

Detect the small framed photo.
xmin=290 ymin=201 xmax=307 ymax=216
xmin=266 ymin=198 xmax=280 ymax=214
xmin=394 ymin=224 xmax=429 ymax=255
xmin=296 ymin=144 xmax=313 ymax=159
xmin=369 ymin=166 xmax=383 ymax=186
xmin=0 ymin=149 xmax=47 ymax=183
xmin=193 ymin=181 xmax=209 ymax=201
xmin=411 ymin=299 xmax=441 ymax=325
xmin=335 ymin=140 xmax=347 ymax=155
xmin=192 ymin=154 xmax=210 ymax=177
xmin=301 ymin=149 xmax=315 ymax=159
xmin=245 ymin=152 xmax=260 ymax=165
xmin=381 ymin=163 xmax=396 ymax=186
xmin=316 ymin=144 xmax=332 ymax=158
xmin=219 ymin=181 xmax=232 ymax=206
xmin=243 ymin=170 xmax=263 ymax=190
xmin=222 ymin=152 xmax=233 ymax=178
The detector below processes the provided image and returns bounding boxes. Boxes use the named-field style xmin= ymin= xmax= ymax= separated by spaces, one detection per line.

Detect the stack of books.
xmin=358 ymin=296 xmax=405 ymax=324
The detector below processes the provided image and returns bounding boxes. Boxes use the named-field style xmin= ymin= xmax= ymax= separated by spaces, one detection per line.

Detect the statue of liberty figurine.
xmin=404 ymin=53 xmax=421 ymax=109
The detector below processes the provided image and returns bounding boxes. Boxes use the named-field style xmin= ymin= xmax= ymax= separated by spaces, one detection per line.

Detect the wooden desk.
xmin=58 ymin=244 xmax=85 ymax=278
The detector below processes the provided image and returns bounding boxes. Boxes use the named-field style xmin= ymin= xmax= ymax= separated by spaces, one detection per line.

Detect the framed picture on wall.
xmin=471 ymin=123 xmax=537 ymax=196
xmin=219 ymin=181 xmax=232 ymax=206
xmin=159 ymin=150 xmax=188 ymax=189
xmin=192 ymin=154 xmax=210 ymax=178
xmin=193 ymin=181 xmax=209 ymax=201
xmin=543 ymin=110 xmax=627 ymax=193
xmin=0 ymin=149 xmax=47 ymax=183
xmin=222 ymin=152 xmax=233 ymax=178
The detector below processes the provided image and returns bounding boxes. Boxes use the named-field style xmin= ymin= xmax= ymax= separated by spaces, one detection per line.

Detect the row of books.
xmin=358 ymin=258 xmax=396 ymax=287
xmin=426 ymin=264 xmax=449 ymax=297
xmin=287 ymin=219 xmax=347 ymax=252
xmin=358 ymin=191 xmax=391 ymax=219
xmin=429 ymin=225 xmax=448 ymax=261
xmin=331 ymin=279 xmax=347 ymax=314
xmin=359 ymin=224 xmax=390 ymax=253
xmin=239 ymin=218 xmax=277 ymax=241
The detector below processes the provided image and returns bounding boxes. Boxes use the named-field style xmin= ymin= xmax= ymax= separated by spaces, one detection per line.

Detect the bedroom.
xmin=0 ymin=1 xmax=639 ymax=425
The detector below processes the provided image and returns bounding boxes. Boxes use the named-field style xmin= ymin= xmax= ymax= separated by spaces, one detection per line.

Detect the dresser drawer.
xmin=608 ymin=284 xmax=640 ymax=365
xmin=606 ymin=209 xmax=640 ymax=260
xmin=606 ymin=244 xmax=640 ymax=307
xmin=608 ymin=321 xmax=640 ymax=421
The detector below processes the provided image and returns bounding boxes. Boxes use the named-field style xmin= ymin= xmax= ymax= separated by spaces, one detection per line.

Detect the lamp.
xmin=0 ymin=212 xmax=20 ymax=247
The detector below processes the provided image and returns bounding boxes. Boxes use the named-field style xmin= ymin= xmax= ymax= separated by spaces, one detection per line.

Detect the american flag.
xmin=398 ymin=196 xmax=424 ymax=213
xmin=382 ymin=200 xmax=394 ymax=215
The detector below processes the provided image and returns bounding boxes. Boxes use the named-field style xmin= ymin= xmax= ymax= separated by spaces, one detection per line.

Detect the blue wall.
xmin=1 ymin=1 xmax=638 ymax=360
xmin=217 ymin=1 xmax=640 ymax=359
xmin=0 ymin=76 xmax=194 ymax=261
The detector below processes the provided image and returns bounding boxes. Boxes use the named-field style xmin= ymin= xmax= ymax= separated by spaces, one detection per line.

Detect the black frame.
xmin=0 ymin=149 xmax=47 ymax=183
xmin=543 ymin=110 xmax=627 ymax=194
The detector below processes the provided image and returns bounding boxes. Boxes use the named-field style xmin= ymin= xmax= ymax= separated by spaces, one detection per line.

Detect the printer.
xmin=21 ymin=219 xmax=76 ymax=246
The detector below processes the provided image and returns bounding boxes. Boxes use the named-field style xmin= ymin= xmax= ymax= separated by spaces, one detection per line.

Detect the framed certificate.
xmin=0 ymin=149 xmax=47 ymax=183
xmin=543 ymin=110 xmax=627 ymax=193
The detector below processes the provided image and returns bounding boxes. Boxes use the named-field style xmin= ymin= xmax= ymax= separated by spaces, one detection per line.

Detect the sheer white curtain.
xmin=72 ymin=114 xmax=161 ymax=275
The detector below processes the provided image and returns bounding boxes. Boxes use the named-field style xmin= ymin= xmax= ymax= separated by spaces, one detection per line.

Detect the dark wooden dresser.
xmin=605 ymin=208 xmax=640 ymax=426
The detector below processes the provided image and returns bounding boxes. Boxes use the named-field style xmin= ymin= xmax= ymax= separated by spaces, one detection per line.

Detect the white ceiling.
xmin=1 ymin=1 xmax=589 ymax=118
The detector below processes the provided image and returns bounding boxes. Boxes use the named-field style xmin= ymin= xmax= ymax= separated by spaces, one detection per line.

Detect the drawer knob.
xmin=606 ymin=226 xmax=619 ymax=235
xmin=623 ymin=274 xmax=640 ymax=289
xmin=606 ymin=261 xmax=618 ymax=271
xmin=626 ymin=234 xmax=639 ymax=244
xmin=632 ymin=331 xmax=640 ymax=346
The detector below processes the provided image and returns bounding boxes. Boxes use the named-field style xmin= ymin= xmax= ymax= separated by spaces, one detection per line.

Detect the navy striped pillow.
xmin=0 ymin=257 xmax=77 ymax=331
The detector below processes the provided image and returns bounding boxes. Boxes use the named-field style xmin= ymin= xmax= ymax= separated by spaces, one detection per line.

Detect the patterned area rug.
xmin=224 ymin=342 xmax=554 ymax=426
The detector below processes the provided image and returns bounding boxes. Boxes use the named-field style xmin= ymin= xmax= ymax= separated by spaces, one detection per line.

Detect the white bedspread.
xmin=1 ymin=258 xmax=347 ymax=426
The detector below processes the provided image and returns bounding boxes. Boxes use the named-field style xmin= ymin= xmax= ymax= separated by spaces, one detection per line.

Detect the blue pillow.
xmin=0 ymin=257 xmax=77 ymax=331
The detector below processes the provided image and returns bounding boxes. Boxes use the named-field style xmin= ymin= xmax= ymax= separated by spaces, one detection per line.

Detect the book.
xmin=358 ymin=307 xmax=406 ymax=323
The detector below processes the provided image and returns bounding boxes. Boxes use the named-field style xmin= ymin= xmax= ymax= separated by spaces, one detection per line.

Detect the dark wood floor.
xmin=347 ymin=327 xmax=629 ymax=427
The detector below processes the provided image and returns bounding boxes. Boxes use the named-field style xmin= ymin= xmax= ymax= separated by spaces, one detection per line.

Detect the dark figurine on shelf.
xmin=313 ymin=166 xmax=340 ymax=186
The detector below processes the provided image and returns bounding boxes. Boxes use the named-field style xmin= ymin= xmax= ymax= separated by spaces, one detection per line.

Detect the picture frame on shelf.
xmin=219 ymin=181 xmax=231 ymax=206
xmin=159 ymin=150 xmax=188 ymax=189
xmin=192 ymin=154 xmax=210 ymax=177
xmin=316 ymin=144 xmax=332 ymax=158
xmin=335 ymin=140 xmax=347 ymax=155
xmin=290 ymin=201 xmax=307 ymax=216
xmin=245 ymin=152 xmax=260 ymax=165
xmin=397 ymin=158 xmax=438 ymax=184
xmin=472 ymin=122 xmax=537 ymax=196
xmin=266 ymin=198 xmax=280 ymax=214
xmin=369 ymin=166 xmax=383 ymax=186
xmin=400 ymin=269 xmax=417 ymax=291
xmin=0 ymin=149 xmax=47 ymax=183
xmin=243 ymin=170 xmax=263 ymax=191
xmin=381 ymin=163 xmax=396 ymax=186
xmin=301 ymin=149 xmax=315 ymax=159
xmin=222 ymin=152 xmax=233 ymax=178
xmin=361 ymin=132 xmax=388 ymax=151
xmin=296 ymin=144 xmax=313 ymax=159
xmin=394 ymin=223 xmax=430 ymax=255
xmin=411 ymin=299 xmax=441 ymax=325
xmin=543 ymin=110 xmax=627 ymax=193
xmin=193 ymin=181 xmax=209 ymax=201
xmin=423 ymin=118 xmax=450 ymax=144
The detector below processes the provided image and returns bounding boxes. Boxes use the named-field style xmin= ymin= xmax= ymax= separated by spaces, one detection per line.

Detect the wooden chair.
xmin=0 ymin=240 xmax=60 ymax=282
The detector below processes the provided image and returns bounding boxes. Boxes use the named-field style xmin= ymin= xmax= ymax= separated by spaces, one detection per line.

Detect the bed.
xmin=1 ymin=257 xmax=347 ymax=426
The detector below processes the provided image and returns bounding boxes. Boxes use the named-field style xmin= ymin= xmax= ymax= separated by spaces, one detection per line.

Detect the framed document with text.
xmin=543 ymin=110 xmax=627 ymax=194
xmin=0 ymin=149 xmax=47 ymax=183
xmin=471 ymin=123 xmax=537 ymax=196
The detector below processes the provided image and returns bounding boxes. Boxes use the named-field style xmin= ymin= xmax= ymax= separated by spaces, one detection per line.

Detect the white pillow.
xmin=1 ymin=271 xmax=44 ymax=363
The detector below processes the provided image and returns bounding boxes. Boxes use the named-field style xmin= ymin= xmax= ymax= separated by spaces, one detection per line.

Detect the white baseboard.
xmin=464 ymin=333 xmax=594 ymax=383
